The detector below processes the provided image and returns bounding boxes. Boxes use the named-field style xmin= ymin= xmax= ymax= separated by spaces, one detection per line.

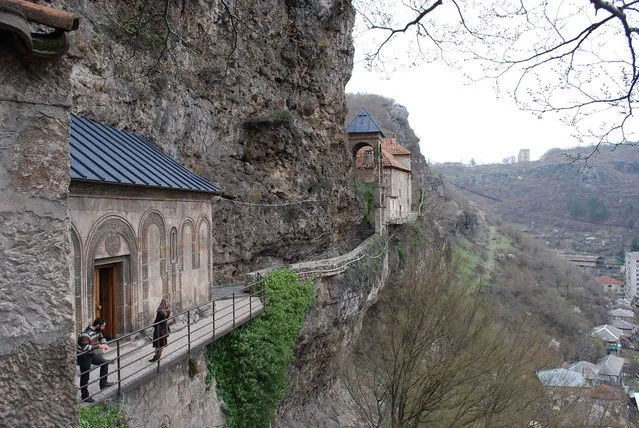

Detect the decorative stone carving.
xmin=140 ymin=210 xmax=168 ymax=318
xmin=105 ymin=233 xmax=121 ymax=256
xmin=86 ymin=216 xmax=138 ymax=332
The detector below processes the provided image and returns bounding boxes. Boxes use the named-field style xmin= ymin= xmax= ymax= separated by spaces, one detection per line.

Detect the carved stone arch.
xmin=69 ymin=224 xmax=83 ymax=332
xmin=179 ymin=218 xmax=196 ymax=271
xmin=169 ymin=226 xmax=178 ymax=304
xmin=86 ymin=215 xmax=138 ymax=333
xmin=196 ymin=214 xmax=212 ymax=294
xmin=169 ymin=227 xmax=178 ymax=264
xmin=351 ymin=140 xmax=377 ymax=158
xmin=140 ymin=210 xmax=168 ymax=319
xmin=178 ymin=218 xmax=196 ymax=311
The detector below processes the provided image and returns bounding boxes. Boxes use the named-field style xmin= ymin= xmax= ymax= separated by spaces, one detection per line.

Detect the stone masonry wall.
xmin=122 ymin=347 xmax=224 ymax=428
xmin=0 ymin=49 xmax=76 ymax=424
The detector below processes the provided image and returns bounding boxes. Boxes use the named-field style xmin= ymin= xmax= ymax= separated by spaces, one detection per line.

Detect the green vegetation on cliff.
xmin=79 ymin=403 xmax=127 ymax=428
xmin=207 ymin=269 xmax=314 ymax=428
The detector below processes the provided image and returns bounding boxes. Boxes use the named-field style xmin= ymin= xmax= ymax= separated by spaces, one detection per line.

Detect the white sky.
xmin=346 ymin=62 xmax=581 ymax=165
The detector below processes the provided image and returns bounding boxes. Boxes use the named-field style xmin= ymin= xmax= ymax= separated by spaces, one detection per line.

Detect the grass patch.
xmin=492 ymin=230 xmax=513 ymax=251
xmin=207 ymin=269 xmax=314 ymax=427
xmin=453 ymin=241 xmax=483 ymax=284
xmin=79 ymin=403 xmax=127 ymax=428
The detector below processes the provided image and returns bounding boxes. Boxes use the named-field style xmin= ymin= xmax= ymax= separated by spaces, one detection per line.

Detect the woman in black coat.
xmin=149 ymin=298 xmax=170 ymax=362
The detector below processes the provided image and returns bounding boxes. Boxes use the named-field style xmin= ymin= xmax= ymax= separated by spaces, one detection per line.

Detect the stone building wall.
xmin=69 ymin=182 xmax=215 ymax=333
xmin=385 ymin=168 xmax=412 ymax=220
xmin=122 ymin=347 xmax=224 ymax=428
xmin=0 ymin=52 xmax=76 ymax=423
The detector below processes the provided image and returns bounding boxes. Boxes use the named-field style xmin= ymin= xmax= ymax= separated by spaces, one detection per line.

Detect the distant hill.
xmin=434 ymin=144 xmax=639 ymax=257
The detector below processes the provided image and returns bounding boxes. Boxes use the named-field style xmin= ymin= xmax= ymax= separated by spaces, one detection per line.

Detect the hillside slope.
xmin=435 ymin=145 xmax=639 ymax=255
xmin=273 ymin=95 xmax=613 ymax=426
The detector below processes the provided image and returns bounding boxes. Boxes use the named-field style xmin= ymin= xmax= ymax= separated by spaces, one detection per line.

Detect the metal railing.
xmin=76 ymin=280 xmax=266 ymax=404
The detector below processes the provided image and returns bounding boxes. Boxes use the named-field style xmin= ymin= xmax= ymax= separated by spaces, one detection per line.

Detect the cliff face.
xmin=65 ymin=0 xmax=359 ymax=281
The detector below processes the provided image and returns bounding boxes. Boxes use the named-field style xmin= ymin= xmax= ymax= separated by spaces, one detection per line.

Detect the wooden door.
xmin=94 ymin=264 xmax=118 ymax=339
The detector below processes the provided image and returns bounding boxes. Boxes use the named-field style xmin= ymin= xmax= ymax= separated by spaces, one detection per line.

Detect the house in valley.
xmin=597 ymin=275 xmax=625 ymax=298
xmin=567 ymin=356 xmax=626 ymax=385
xmin=595 ymin=355 xmax=625 ymax=384
xmin=608 ymin=308 xmax=634 ymax=324
xmin=69 ymin=115 xmax=221 ymax=338
xmin=591 ymin=324 xmax=624 ymax=352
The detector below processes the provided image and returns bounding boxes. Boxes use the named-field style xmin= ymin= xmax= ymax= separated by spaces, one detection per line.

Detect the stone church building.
xmin=69 ymin=115 xmax=221 ymax=338
xmin=347 ymin=108 xmax=412 ymax=231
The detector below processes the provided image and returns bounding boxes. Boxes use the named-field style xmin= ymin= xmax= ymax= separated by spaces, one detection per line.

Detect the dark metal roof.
xmin=69 ymin=114 xmax=222 ymax=194
xmin=346 ymin=108 xmax=385 ymax=137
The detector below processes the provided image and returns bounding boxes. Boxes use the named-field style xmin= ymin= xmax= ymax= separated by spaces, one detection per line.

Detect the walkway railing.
xmin=77 ymin=281 xmax=266 ymax=404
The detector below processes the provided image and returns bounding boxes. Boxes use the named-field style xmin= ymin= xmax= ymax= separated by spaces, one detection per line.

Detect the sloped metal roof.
xmin=611 ymin=319 xmax=635 ymax=330
xmin=346 ymin=108 xmax=385 ymax=136
xmin=70 ymin=115 xmax=222 ymax=193
xmin=608 ymin=308 xmax=634 ymax=317
xmin=568 ymin=361 xmax=598 ymax=380
xmin=596 ymin=355 xmax=624 ymax=377
xmin=591 ymin=324 xmax=622 ymax=342
xmin=537 ymin=368 xmax=587 ymax=387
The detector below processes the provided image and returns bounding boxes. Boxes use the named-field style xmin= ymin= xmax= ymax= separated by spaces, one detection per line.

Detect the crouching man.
xmin=77 ymin=318 xmax=113 ymax=402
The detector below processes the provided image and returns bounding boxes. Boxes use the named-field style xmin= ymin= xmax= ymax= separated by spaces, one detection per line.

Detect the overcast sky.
xmin=346 ymin=62 xmax=582 ymax=165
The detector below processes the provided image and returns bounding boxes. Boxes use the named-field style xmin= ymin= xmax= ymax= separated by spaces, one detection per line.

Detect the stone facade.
xmin=122 ymin=347 xmax=224 ymax=427
xmin=70 ymin=182 xmax=215 ymax=336
xmin=385 ymin=167 xmax=412 ymax=220
xmin=0 ymin=49 xmax=76 ymax=424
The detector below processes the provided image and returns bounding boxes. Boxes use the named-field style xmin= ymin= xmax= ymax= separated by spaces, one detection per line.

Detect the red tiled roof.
xmin=355 ymin=146 xmax=411 ymax=172
xmin=597 ymin=275 xmax=624 ymax=285
xmin=382 ymin=136 xmax=411 ymax=155
xmin=381 ymin=148 xmax=410 ymax=172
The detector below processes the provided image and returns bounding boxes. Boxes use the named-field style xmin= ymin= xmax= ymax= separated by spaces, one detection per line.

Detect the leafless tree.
xmin=344 ymin=248 xmax=546 ymax=427
xmin=352 ymin=0 xmax=639 ymax=163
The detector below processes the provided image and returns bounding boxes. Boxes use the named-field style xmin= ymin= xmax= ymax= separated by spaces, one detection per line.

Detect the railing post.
xmin=249 ymin=284 xmax=252 ymax=317
xmin=233 ymin=292 xmax=236 ymax=328
xmin=187 ymin=310 xmax=191 ymax=356
xmin=116 ymin=340 xmax=121 ymax=396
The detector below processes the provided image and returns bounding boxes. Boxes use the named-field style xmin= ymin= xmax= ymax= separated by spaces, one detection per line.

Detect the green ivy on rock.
xmin=207 ymin=269 xmax=314 ymax=428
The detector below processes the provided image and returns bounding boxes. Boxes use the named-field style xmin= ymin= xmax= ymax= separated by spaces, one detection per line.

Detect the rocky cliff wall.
xmin=64 ymin=0 xmax=360 ymax=282
xmin=0 ymin=45 xmax=75 ymax=425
